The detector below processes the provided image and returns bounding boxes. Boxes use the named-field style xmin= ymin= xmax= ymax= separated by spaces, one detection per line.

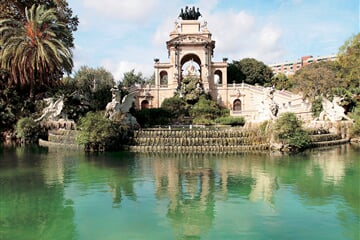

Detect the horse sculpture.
xmin=35 ymin=95 xmax=65 ymax=122
xmin=104 ymin=86 xmax=139 ymax=128
xmin=317 ymin=96 xmax=352 ymax=122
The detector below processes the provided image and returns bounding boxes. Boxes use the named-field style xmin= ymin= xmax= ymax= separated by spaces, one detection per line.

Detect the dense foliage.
xmin=227 ymin=58 xmax=273 ymax=85
xmin=121 ymin=69 xmax=146 ymax=87
xmin=190 ymin=95 xmax=224 ymax=125
xmin=76 ymin=112 xmax=130 ymax=151
xmin=271 ymin=73 xmax=293 ymax=90
xmin=161 ymin=96 xmax=189 ymax=123
xmin=0 ymin=4 xmax=73 ymax=97
xmin=292 ymin=61 xmax=342 ymax=101
xmin=132 ymin=108 xmax=171 ymax=127
xmin=15 ymin=117 xmax=39 ymax=143
xmin=337 ymin=33 xmax=360 ymax=95
xmin=273 ymin=112 xmax=311 ymax=150
xmin=0 ymin=0 xmax=78 ymax=48
xmin=61 ymin=66 xmax=115 ymax=114
xmin=311 ymin=97 xmax=323 ymax=118
xmin=349 ymin=105 xmax=360 ymax=137
xmin=214 ymin=116 xmax=245 ymax=126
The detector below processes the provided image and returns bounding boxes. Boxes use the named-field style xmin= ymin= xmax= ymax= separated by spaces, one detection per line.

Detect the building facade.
xmin=134 ymin=12 xmax=313 ymax=122
xmin=269 ymin=54 xmax=337 ymax=76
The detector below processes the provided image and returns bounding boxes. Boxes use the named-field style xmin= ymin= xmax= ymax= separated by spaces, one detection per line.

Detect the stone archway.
xmin=180 ymin=54 xmax=201 ymax=81
xmin=233 ymin=99 xmax=242 ymax=111
xmin=141 ymin=100 xmax=149 ymax=109
xmin=214 ymin=70 xmax=222 ymax=84
xmin=160 ymin=71 xmax=168 ymax=86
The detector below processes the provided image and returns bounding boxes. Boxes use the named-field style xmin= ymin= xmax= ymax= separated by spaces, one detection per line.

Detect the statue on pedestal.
xmin=179 ymin=6 xmax=202 ymax=20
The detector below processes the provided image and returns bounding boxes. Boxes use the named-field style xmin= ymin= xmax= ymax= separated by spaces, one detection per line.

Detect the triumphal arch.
xmin=135 ymin=7 xmax=312 ymax=122
xmin=136 ymin=7 xmax=228 ymax=108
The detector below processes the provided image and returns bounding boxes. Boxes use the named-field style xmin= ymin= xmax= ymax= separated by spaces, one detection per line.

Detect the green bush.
xmin=132 ymin=108 xmax=171 ymax=127
xmin=311 ymin=97 xmax=323 ymax=118
xmin=76 ymin=112 xmax=129 ymax=151
xmin=214 ymin=116 xmax=245 ymax=126
xmin=190 ymin=96 xmax=222 ymax=120
xmin=273 ymin=112 xmax=311 ymax=150
xmin=192 ymin=117 xmax=214 ymax=125
xmin=349 ymin=105 xmax=360 ymax=137
xmin=161 ymin=96 xmax=189 ymax=122
xmin=15 ymin=117 xmax=39 ymax=143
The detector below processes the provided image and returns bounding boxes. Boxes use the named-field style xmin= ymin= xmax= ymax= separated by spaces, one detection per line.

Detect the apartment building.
xmin=269 ymin=54 xmax=337 ymax=75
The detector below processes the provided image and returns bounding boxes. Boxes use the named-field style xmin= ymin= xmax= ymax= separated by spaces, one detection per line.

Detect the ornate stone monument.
xmin=133 ymin=7 xmax=313 ymax=122
xmin=104 ymin=87 xmax=140 ymax=128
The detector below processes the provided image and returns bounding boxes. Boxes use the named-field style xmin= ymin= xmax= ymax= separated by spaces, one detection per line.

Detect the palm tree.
xmin=0 ymin=4 xmax=73 ymax=97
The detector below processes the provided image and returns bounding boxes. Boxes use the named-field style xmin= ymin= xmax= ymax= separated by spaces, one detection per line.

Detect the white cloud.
xmin=151 ymin=8 xmax=286 ymax=64
xmin=152 ymin=17 xmax=174 ymax=47
xmin=101 ymin=60 xmax=154 ymax=82
xmin=205 ymin=10 xmax=285 ymax=63
xmin=81 ymin=0 xmax=160 ymax=21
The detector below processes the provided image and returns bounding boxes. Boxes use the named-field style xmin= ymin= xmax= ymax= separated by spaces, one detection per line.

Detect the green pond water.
xmin=0 ymin=144 xmax=359 ymax=240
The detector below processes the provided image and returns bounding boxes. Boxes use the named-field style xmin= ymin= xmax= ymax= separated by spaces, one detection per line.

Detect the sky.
xmin=68 ymin=0 xmax=359 ymax=81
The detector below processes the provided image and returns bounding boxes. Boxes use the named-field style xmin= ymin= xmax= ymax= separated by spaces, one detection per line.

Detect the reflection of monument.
xmin=152 ymin=155 xmax=215 ymax=239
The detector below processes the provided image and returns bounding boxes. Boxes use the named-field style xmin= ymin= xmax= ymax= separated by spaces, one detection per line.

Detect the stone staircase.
xmin=39 ymin=129 xmax=83 ymax=150
xmin=129 ymin=128 xmax=269 ymax=153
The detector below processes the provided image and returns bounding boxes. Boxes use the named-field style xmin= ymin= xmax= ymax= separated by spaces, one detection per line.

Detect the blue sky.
xmin=68 ymin=0 xmax=359 ymax=80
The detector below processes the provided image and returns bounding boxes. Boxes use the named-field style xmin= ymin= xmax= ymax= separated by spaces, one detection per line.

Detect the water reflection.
xmin=0 ymin=145 xmax=359 ymax=240
xmin=0 ymin=146 xmax=76 ymax=240
xmin=152 ymin=155 xmax=216 ymax=238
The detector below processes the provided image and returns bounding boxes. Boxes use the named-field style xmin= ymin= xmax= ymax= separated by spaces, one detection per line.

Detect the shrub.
xmin=132 ymin=108 xmax=171 ymax=127
xmin=273 ymin=112 xmax=311 ymax=150
xmin=190 ymin=96 xmax=222 ymax=120
xmin=76 ymin=112 xmax=129 ymax=151
xmin=15 ymin=117 xmax=39 ymax=143
xmin=259 ymin=120 xmax=270 ymax=135
xmin=214 ymin=116 xmax=245 ymax=126
xmin=311 ymin=97 xmax=323 ymax=118
xmin=161 ymin=96 xmax=189 ymax=122
xmin=192 ymin=117 xmax=214 ymax=125
xmin=349 ymin=105 xmax=360 ymax=137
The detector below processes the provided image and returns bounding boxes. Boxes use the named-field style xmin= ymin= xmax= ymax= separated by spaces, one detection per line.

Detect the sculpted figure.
xmin=257 ymin=87 xmax=279 ymax=122
xmin=317 ymin=96 xmax=352 ymax=121
xmin=105 ymin=86 xmax=121 ymax=119
xmin=179 ymin=6 xmax=201 ymax=20
xmin=35 ymin=95 xmax=64 ymax=122
xmin=104 ymin=86 xmax=140 ymax=128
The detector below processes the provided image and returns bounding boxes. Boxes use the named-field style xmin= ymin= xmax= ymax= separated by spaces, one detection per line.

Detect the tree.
xmin=0 ymin=0 xmax=78 ymax=48
xmin=0 ymin=4 xmax=73 ymax=97
xmin=76 ymin=112 xmax=130 ymax=151
xmin=227 ymin=58 xmax=273 ymax=85
xmin=273 ymin=112 xmax=311 ymax=150
xmin=292 ymin=61 xmax=343 ymax=102
xmin=227 ymin=61 xmax=245 ymax=84
xmin=122 ymin=69 xmax=146 ymax=87
xmin=61 ymin=66 xmax=115 ymax=116
xmin=190 ymin=95 xmax=223 ymax=123
xmin=271 ymin=73 xmax=293 ymax=90
xmin=337 ymin=33 xmax=360 ymax=94
xmin=161 ymin=96 xmax=189 ymax=123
